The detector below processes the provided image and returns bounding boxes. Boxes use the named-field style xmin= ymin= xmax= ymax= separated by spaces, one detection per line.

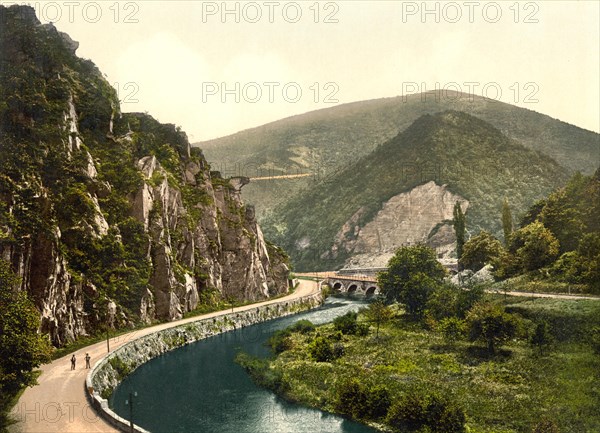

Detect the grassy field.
xmin=239 ymin=295 xmax=600 ymax=432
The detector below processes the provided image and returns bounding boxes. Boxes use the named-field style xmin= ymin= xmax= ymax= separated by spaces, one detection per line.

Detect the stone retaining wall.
xmin=86 ymin=291 xmax=323 ymax=432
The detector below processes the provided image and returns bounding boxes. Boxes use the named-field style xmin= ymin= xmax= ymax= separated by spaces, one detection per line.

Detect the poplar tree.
xmin=453 ymin=202 xmax=466 ymax=260
xmin=502 ymin=198 xmax=513 ymax=247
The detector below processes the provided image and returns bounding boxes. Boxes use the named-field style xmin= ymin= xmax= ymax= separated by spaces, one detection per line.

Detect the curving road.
xmin=8 ymin=279 xmax=319 ymax=433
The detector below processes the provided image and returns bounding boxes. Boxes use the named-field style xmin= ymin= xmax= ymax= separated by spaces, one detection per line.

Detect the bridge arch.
xmin=324 ymin=276 xmax=380 ymax=296
xmin=332 ymin=281 xmax=344 ymax=292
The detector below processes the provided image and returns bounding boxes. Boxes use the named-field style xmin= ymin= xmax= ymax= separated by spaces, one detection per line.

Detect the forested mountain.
xmin=263 ymin=111 xmax=571 ymax=271
xmin=198 ymin=91 xmax=599 ymax=219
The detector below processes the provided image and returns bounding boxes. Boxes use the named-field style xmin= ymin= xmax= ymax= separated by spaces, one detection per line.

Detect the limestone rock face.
xmin=0 ymin=5 xmax=290 ymax=345
xmin=340 ymin=181 xmax=468 ymax=268
xmin=126 ymin=153 xmax=289 ymax=322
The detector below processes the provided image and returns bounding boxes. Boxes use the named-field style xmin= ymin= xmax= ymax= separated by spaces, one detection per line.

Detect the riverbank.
xmin=8 ymin=279 xmax=320 ymax=433
xmin=241 ymin=295 xmax=600 ymax=433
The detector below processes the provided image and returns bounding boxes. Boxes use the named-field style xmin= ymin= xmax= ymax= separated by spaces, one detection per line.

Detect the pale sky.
xmin=6 ymin=0 xmax=600 ymax=141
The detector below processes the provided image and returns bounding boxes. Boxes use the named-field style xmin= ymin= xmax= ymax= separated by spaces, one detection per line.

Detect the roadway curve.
xmin=8 ymin=279 xmax=319 ymax=433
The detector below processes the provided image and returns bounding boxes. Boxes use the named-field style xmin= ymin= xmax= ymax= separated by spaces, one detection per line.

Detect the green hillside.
xmin=263 ymin=111 xmax=571 ymax=271
xmin=198 ymin=94 xmax=599 ymax=218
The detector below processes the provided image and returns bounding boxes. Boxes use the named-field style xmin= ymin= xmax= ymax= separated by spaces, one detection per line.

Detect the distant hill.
xmin=261 ymin=111 xmax=572 ymax=271
xmin=197 ymin=93 xmax=599 ymax=219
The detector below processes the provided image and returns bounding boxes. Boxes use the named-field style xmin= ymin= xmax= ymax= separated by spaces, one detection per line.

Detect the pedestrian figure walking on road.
xmin=70 ymin=354 xmax=76 ymax=370
xmin=85 ymin=353 xmax=91 ymax=369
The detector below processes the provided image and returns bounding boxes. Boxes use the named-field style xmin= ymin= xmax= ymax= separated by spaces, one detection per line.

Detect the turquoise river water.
xmin=111 ymin=297 xmax=379 ymax=433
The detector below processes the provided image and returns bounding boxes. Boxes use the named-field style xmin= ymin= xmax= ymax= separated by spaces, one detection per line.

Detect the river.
xmin=111 ymin=296 xmax=379 ymax=433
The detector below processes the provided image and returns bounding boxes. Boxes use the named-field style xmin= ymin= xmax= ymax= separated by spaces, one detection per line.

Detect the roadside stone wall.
xmin=86 ymin=291 xmax=322 ymax=432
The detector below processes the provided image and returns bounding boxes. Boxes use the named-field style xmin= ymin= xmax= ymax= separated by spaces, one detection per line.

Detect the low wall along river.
xmin=86 ymin=290 xmax=323 ymax=433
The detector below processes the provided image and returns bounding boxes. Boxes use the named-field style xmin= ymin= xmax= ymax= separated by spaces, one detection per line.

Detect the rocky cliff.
xmin=0 ymin=5 xmax=290 ymax=346
xmin=341 ymin=181 xmax=468 ymax=268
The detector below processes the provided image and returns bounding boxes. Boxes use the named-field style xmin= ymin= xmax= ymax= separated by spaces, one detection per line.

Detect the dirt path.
xmin=8 ymin=279 xmax=319 ymax=433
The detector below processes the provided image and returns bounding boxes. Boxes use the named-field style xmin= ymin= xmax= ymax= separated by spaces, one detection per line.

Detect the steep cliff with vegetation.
xmin=0 ymin=5 xmax=290 ymax=347
xmin=264 ymin=111 xmax=570 ymax=271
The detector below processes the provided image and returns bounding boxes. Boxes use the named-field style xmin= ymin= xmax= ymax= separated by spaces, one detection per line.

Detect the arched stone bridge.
xmin=326 ymin=275 xmax=380 ymax=296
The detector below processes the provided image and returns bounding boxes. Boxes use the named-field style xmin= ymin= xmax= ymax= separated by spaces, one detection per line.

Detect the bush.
xmin=268 ymin=329 xmax=293 ymax=354
xmin=387 ymin=392 xmax=466 ymax=433
xmin=509 ymin=221 xmax=560 ymax=272
xmin=366 ymin=385 xmax=391 ymax=420
xmin=235 ymin=352 xmax=287 ymax=393
xmin=335 ymin=380 xmax=391 ymax=421
xmin=387 ymin=393 xmax=428 ymax=430
xmin=378 ymin=245 xmax=446 ymax=319
xmin=333 ymin=311 xmax=369 ymax=336
xmin=460 ymin=231 xmax=505 ymax=272
xmin=427 ymin=283 xmax=484 ymax=321
xmin=467 ymin=303 xmax=521 ymax=354
xmin=438 ymin=317 xmax=466 ymax=344
xmin=308 ymin=336 xmax=337 ymax=362
xmin=530 ymin=321 xmax=553 ymax=354
xmin=289 ymin=319 xmax=315 ymax=334
xmin=335 ymin=379 xmax=368 ymax=418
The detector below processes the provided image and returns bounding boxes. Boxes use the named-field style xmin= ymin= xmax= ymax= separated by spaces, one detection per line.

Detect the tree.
xmin=501 ymin=198 xmax=513 ymax=247
xmin=459 ymin=231 xmax=505 ymax=272
xmin=530 ymin=321 xmax=553 ymax=355
xmin=438 ymin=317 xmax=466 ymax=345
xmin=0 ymin=260 xmax=52 ymax=423
xmin=509 ymin=222 xmax=560 ymax=272
xmin=466 ymin=302 xmax=520 ymax=354
xmin=363 ymin=300 xmax=394 ymax=338
xmin=333 ymin=311 xmax=368 ymax=336
xmin=577 ymin=233 xmax=600 ymax=291
xmin=453 ymin=202 xmax=466 ymax=260
xmin=308 ymin=336 xmax=338 ymax=362
xmin=426 ymin=283 xmax=484 ymax=320
xmin=378 ymin=245 xmax=446 ymax=320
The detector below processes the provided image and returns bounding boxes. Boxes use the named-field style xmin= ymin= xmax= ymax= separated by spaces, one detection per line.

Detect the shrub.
xmin=387 ymin=392 xmax=466 ymax=433
xmin=308 ymin=336 xmax=342 ymax=362
xmin=467 ymin=303 xmax=521 ymax=354
xmin=333 ymin=311 xmax=367 ymax=336
xmin=438 ymin=317 xmax=466 ymax=344
xmin=387 ymin=393 xmax=428 ymax=430
xmin=332 ymin=342 xmax=345 ymax=359
xmin=509 ymin=221 xmax=560 ymax=272
xmin=460 ymin=231 xmax=505 ymax=272
xmin=335 ymin=380 xmax=391 ymax=421
xmin=378 ymin=245 xmax=446 ymax=319
xmin=268 ymin=329 xmax=293 ymax=354
xmin=289 ymin=319 xmax=315 ymax=334
xmin=333 ymin=311 xmax=358 ymax=334
xmin=335 ymin=379 xmax=368 ymax=418
xmin=366 ymin=385 xmax=391 ymax=420
xmin=235 ymin=352 xmax=287 ymax=393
